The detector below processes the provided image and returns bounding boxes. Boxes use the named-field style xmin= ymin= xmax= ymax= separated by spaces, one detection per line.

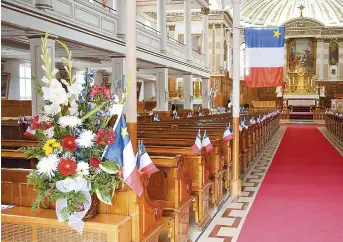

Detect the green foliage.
xmin=99 ymin=161 xmax=120 ymax=174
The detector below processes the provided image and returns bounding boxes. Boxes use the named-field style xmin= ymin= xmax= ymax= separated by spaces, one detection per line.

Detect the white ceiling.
xmin=212 ymin=0 xmax=343 ymax=27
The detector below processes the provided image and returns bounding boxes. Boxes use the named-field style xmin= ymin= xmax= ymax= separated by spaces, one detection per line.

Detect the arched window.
xmin=240 ymin=42 xmax=245 ymax=78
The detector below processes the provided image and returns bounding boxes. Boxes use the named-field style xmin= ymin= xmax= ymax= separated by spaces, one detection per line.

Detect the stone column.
xmin=201 ymin=7 xmax=210 ymax=68
xmin=111 ymin=56 xmax=126 ymax=100
xmin=155 ymin=67 xmax=169 ymax=111
xmin=35 ymin=0 xmax=53 ymax=10
xmin=184 ymin=0 xmax=192 ymax=62
xmin=183 ymin=74 xmax=193 ymax=110
xmin=29 ymin=36 xmax=55 ymax=116
xmin=202 ymin=77 xmax=210 ymax=109
xmin=319 ymin=39 xmax=324 ymax=81
xmin=220 ymin=24 xmax=225 ymax=69
xmin=157 ymin=0 xmax=167 ymax=53
xmin=231 ymin=0 xmax=241 ymax=196
xmin=126 ymin=0 xmax=137 ymax=151
xmin=116 ymin=0 xmax=126 ymax=38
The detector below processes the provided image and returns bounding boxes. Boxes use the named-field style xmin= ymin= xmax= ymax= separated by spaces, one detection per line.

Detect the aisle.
xmin=238 ymin=126 xmax=343 ymax=242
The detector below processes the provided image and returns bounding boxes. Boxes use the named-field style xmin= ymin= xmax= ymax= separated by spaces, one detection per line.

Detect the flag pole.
xmin=231 ymin=0 xmax=242 ymax=196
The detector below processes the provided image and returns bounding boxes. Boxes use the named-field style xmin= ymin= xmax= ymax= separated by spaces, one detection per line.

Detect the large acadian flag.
xmin=244 ymin=27 xmax=285 ymax=87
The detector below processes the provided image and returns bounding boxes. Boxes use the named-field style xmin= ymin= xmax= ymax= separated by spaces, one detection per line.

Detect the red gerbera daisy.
xmin=61 ymin=136 xmax=77 ymax=151
xmin=58 ymin=158 xmax=77 ymax=176
xmin=90 ymin=157 xmax=102 ymax=168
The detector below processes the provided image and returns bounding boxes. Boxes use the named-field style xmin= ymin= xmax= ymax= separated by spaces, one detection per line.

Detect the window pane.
xmin=20 ymin=79 xmax=26 ymax=97
xmin=25 ymin=79 xmax=32 ymax=98
xmin=20 ymin=66 xmax=25 ymax=78
xmin=25 ymin=65 xmax=31 ymax=78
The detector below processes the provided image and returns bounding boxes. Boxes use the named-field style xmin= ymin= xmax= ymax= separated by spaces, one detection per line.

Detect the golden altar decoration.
xmin=285 ymin=38 xmax=317 ymax=95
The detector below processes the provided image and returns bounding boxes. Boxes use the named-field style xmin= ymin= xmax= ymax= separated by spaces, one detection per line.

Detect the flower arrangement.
xmin=19 ymin=32 xmax=125 ymax=233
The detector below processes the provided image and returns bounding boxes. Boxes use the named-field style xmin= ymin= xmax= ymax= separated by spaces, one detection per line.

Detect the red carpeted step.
xmin=238 ymin=126 xmax=343 ymax=242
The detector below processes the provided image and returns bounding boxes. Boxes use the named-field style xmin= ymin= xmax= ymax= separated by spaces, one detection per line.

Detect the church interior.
xmin=1 ymin=0 xmax=343 ymax=241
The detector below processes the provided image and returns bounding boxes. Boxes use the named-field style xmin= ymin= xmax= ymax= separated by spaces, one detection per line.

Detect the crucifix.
xmin=298 ymin=4 xmax=305 ymax=17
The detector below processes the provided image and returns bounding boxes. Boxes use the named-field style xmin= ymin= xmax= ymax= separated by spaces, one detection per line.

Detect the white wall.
xmin=94 ymin=71 xmax=103 ymax=85
xmin=3 ymin=60 xmax=24 ymax=100
xmin=174 ymin=21 xmax=203 ymax=42
xmin=144 ymin=81 xmax=156 ymax=101
xmin=138 ymin=81 xmax=144 ymax=101
xmin=137 ymin=13 xmax=157 ymax=30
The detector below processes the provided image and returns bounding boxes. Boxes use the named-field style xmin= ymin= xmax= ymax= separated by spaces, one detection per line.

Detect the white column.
xmin=184 ymin=0 xmax=192 ymax=62
xmin=111 ymin=56 xmax=126 ymax=99
xmin=202 ymin=78 xmax=210 ymax=109
xmin=155 ymin=67 xmax=169 ymax=111
xmin=35 ymin=0 xmax=53 ymax=10
xmin=157 ymin=0 xmax=167 ymax=53
xmin=232 ymin=2 xmax=240 ymax=118
xmin=220 ymin=24 xmax=224 ymax=69
xmin=201 ymin=8 xmax=209 ymax=68
xmin=117 ymin=0 xmax=126 ymax=37
xmin=230 ymin=32 xmax=233 ymax=78
xmin=183 ymin=74 xmax=193 ymax=110
xmin=319 ymin=39 xmax=324 ymax=81
xmin=231 ymin=0 xmax=241 ymax=196
xmin=29 ymin=36 xmax=55 ymax=116
xmin=126 ymin=0 xmax=137 ymax=123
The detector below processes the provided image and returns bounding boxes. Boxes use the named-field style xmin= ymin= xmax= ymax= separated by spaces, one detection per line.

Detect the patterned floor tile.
xmin=196 ymin=127 xmax=286 ymax=242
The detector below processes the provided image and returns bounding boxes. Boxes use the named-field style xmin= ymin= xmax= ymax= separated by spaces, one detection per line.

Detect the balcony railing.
xmin=136 ymin=21 xmax=160 ymax=35
xmin=87 ymin=0 xmax=117 ymax=12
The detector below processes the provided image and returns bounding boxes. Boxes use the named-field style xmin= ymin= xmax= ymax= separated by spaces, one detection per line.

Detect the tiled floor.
xmin=196 ymin=127 xmax=286 ymax=242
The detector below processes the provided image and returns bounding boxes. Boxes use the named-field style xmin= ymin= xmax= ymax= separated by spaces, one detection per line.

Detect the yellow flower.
xmin=43 ymin=139 xmax=61 ymax=155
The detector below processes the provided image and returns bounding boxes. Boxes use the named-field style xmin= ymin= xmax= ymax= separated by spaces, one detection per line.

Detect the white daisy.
xmin=76 ymin=130 xmax=95 ymax=148
xmin=44 ymin=103 xmax=62 ymax=116
xmin=43 ymin=127 xmax=54 ymax=139
xmin=37 ymin=154 xmax=59 ymax=178
xmin=58 ymin=116 xmax=82 ymax=128
xmin=77 ymin=161 xmax=90 ymax=176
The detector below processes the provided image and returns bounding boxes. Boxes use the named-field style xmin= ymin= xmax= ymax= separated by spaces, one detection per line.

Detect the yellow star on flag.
xmin=273 ymin=29 xmax=282 ymax=38
xmin=121 ymin=127 xmax=128 ymax=139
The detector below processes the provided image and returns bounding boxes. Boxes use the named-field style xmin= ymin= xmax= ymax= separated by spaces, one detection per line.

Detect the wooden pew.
xmin=147 ymin=155 xmax=193 ymax=242
xmin=1 ymin=168 xmax=132 ymax=242
xmin=0 ymin=149 xmax=164 ymax=242
xmin=1 ymin=149 xmax=35 ymax=169
xmin=1 ymin=121 xmax=25 ymax=140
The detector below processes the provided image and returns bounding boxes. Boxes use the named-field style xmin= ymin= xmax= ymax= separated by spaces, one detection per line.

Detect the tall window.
xmin=19 ymin=63 xmax=31 ymax=100
xmin=240 ymin=42 xmax=245 ymax=79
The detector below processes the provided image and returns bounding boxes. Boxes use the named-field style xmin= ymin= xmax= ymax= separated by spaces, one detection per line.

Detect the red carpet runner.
xmin=238 ymin=126 xmax=343 ymax=242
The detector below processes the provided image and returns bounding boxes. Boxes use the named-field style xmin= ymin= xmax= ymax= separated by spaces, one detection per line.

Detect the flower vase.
xmin=83 ymin=195 xmax=98 ymax=221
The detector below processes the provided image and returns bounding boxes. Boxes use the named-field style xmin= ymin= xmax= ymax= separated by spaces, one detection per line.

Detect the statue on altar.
xmin=276 ymin=86 xmax=283 ymax=97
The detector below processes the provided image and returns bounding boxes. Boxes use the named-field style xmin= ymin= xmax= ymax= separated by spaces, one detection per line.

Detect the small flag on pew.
xmin=187 ymin=112 xmax=192 ymax=118
xmin=154 ymin=114 xmax=160 ymax=121
xmin=191 ymin=129 xmax=202 ymax=153
xmin=103 ymin=109 xmax=143 ymax=196
xmin=23 ymin=126 xmax=36 ymax=139
xmin=136 ymin=140 xmax=159 ymax=176
xmin=202 ymin=130 xmax=214 ymax=152
xmin=239 ymin=124 xmax=243 ymax=132
xmin=242 ymin=119 xmax=249 ymax=129
xmin=223 ymin=124 xmax=233 ymax=142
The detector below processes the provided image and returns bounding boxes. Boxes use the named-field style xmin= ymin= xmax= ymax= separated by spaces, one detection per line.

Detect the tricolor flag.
xmin=191 ymin=129 xmax=202 ymax=153
xmin=202 ymin=130 xmax=214 ymax=152
xmin=153 ymin=114 xmax=160 ymax=121
xmin=223 ymin=124 xmax=233 ymax=142
xmin=136 ymin=141 xmax=159 ymax=176
xmin=23 ymin=126 xmax=36 ymax=139
xmin=242 ymin=119 xmax=249 ymax=129
xmin=244 ymin=27 xmax=285 ymax=87
xmin=103 ymin=110 xmax=143 ymax=196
